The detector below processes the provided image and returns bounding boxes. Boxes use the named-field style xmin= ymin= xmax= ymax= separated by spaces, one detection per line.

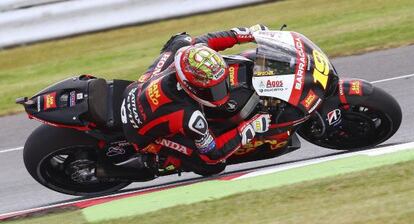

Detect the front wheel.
xmin=298 ymin=86 xmax=402 ymax=150
xmin=24 ymin=125 xmax=131 ymax=196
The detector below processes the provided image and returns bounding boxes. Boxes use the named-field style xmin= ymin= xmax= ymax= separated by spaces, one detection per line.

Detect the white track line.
xmin=371 ymin=73 xmax=414 ymax=84
xmin=0 ymin=180 xmax=186 ymax=219
xmin=0 ymin=73 xmax=413 ymax=154
xmin=233 ymin=141 xmax=414 ymax=180
xmin=0 ymin=146 xmax=23 ymax=154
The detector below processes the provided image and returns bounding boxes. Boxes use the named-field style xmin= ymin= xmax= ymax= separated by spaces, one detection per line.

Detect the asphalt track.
xmin=0 ymin=45 xmax=413 ymax=214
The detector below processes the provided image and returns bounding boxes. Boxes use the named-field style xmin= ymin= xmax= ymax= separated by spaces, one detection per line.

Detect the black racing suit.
xmin=122 ymin=29 xmax=255 ymax=166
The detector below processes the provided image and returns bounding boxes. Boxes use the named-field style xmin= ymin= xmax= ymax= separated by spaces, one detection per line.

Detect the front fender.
xmin=318 ymin=78 xmax=374 ymax=120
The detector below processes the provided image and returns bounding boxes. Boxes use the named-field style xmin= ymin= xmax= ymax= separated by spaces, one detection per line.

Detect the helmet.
xmin=174 ymin=45 xmax=230 ymax=107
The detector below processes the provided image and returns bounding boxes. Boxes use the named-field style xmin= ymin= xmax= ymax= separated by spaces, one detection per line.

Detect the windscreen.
xmin=253 ymin=32 xmax=297 ymax=77
xmin=251 ymin=31 xmax=337 ymax=110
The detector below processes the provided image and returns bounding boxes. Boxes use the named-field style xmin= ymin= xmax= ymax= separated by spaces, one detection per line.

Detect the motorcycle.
xmin=16 ymin=30 xmax=402 ymax=196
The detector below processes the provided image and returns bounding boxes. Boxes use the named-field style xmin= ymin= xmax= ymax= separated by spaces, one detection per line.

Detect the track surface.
xmin=0 ymin=45 xmax=413 ymax=214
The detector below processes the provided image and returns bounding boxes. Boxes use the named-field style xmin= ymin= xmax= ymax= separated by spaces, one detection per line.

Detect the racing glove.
xmin=231 ymin=24 xmax=269 ymax=43
xmin=251 ymin=113 xmax=271 ymax=133
xmin=237 ymin=113 xmax=271 ymax=145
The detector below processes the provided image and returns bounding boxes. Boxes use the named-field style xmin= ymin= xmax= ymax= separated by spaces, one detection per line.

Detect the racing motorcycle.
xmin=16 ymin=30 xmax=402 ymax=196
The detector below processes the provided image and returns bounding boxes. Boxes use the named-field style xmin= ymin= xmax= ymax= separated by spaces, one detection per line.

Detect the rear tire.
xmin=24 ymin=125 xmax=131 ymax=196
xmin=298 ymin=86 xmax=402 ymax=150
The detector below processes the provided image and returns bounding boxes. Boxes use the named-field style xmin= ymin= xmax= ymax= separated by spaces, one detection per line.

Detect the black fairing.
xmin=23 ymin=75 xmax=94 ymax=126
xmin=21 ymin=75 xmax=133 ymax=129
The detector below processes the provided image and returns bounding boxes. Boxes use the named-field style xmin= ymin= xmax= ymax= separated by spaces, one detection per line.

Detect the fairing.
xmin=20 ymin=75 xmax=95 ymax=128
xmin=252 ymin=31 xmax=338 ymax=114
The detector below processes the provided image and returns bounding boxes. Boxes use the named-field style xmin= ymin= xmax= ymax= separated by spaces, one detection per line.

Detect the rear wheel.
xmin=24 ymin=125 xmax=131 ymax=196
xmin=298 ymin=86 xmax=402 ymax=150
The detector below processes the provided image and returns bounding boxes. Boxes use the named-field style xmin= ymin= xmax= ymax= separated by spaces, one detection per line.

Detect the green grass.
xmin=1 ymin=0 xmax=414 ymax=115
xmin=6 ymin=160 xmax=414 ymax=224
xmin=100 ymin=160 xmax=414 ymax=224
xmin=4 ymin=210 xmax=86 ymax=224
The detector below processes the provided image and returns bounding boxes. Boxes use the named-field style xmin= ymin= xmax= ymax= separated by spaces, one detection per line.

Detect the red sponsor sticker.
xmin=145 ymin=78 xmax=172 ymax=112
xmin=289 ymin=32 xmax=308 ymax=106
xmin=349 ymin=80 xmax=363 ymax=96
xmin=300 ymin=90 xmax=318 ymax=110
xmin=43 ymin=92 xmax=57 ymax=110
xmin=228 ymin=64 xmax=239 ymax=86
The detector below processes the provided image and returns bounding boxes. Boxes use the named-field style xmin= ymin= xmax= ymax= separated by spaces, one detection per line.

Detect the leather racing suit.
xmin=121 ymin=28 xmax=266 ymax=167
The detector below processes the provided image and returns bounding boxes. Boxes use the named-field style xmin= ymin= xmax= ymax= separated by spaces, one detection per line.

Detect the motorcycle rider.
xmin=121 ymin=25 xmax=271 ymax=171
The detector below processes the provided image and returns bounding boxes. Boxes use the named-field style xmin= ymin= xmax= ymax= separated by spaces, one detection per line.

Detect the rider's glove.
xmin=237 ymin=113 xmax=271 ymax=145
xmin=251 ymin=113 xmax=271 ymax=133
xmin=231 ymin=24 xmax=269 ymax=43
xmin=237 ymin=122 xmax=256 ymax=146
xmin=249 ymin=24 xmax=269 ymax=33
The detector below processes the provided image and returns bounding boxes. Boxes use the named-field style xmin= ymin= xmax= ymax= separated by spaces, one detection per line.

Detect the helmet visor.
xmin=189 ymin=76 xmax=230 ymax=105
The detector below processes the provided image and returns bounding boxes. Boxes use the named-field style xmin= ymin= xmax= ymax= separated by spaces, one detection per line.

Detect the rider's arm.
xmin=194 ymin=24 xmax=268 ymax=51
xmin=184 ymin=110 xmax=270 ymax=164
xmin=138 ymin=24 xmax=268 ymax=81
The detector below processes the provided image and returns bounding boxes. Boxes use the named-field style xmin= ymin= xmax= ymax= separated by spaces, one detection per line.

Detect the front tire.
xmin=24 ymin=125 xmax=131 ymax=196
xmin=298 ymin=86 xmax=402 ymax=150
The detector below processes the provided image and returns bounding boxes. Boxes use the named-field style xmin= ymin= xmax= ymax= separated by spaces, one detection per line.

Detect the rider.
xmin=121 ymin=25 xmax=271 ymax=169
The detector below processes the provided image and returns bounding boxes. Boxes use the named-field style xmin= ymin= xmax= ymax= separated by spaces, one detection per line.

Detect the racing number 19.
xmin=312 ymin=50 xmax=330 ymax=90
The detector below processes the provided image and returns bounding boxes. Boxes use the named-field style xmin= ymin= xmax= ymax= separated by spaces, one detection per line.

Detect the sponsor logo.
xmin=337 ymin=79 xmax=348 ymax=107
xmin=327 ymin=109 xmax=342 ymax=125
xmin=148 ymin=81 xmax=160 ymax=105
xmin=229 ymin=64 xmax=239 ymax=86
xmin=349 ymin=80 xmax=362 ymax=96
xmin=301 ymin=90 xmax=318 ymax=110
xmin=259 ymin=81 xmax=265 ymax=88
xmin=235 ymin=140 xmax=288 ymax=155
xmin=236 ymin=34 xmax=253 ymax=40
xmin=225 ymin=100 xmax=238 ymax=112
xmin=37 ymin=96 xmax=41 ymax=112
xmin=289 ymin=33 xmax=308 ymax=106
xmin=293 ymin=36 xmax=306 ymax=90
xmin=106 ymin=146 xmax=126 ymax=157
xmin=142 ymin=143 xmax=162 ymax=154
xmin=152 ymin=52 xmax=171 ymax=75
xmin=146 ymin=78 xmax=171 ymax=112
xmin=138 ymin=73 xmax=151 ymax=83
xmin=308 ymin=98 xmax=322 ymax=113
xmin=121 ymin=100 xmax=127 ymax=124
xmin=266 ymin=80 xmax=283 ymax=88
xmin=155 ymin=139 xmax=191 ymax=156
xmin=126 ymin=87 xmax=142 ymax=128
xmin=69 ymin=91 xmax=76 ymax=107
xmin=138 ymin=103 xmax=147 ymax=121
xmin=252 ymin=75 xmax=295 ymax=102
xmin=43 ymin=92 xmax=57 ymax=110
xmin=189 ymin=111 xmax=208 ymax=135
xmin=254 ymin=70 xmax=274 ymax=76
xmin=261 ymin=79 xmax=287 ymax=93
xmin=76 ymin=93 xmax=83 ymax=100
xmin=339 ymin=79 xmax=345 ymax=96
xmin=195 ymin=133 xmax=215 ymax=153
